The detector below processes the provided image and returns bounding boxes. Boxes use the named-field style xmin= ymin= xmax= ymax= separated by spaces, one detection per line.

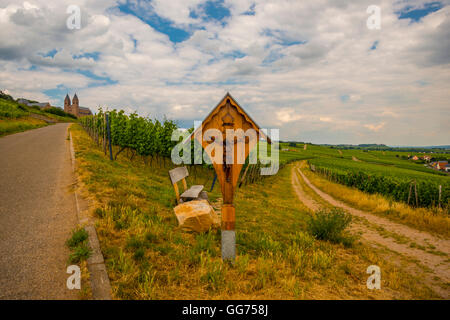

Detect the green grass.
xmin=69 ymin=245 xmax=92 ymax=264
xmin=66 ymin=228 xmax=89 ymax=248
xmin=70 ymin=123 xmax=439 ymax=300
xmin=0 ymin=118 xmax=48 ymax=137
xmin=310 ymin=156 xmax=448 ymax=182
xmin=0 ymin=98 xmax=29 ymax=118
xmin=66 ymin=228 xmax=92 ymax=264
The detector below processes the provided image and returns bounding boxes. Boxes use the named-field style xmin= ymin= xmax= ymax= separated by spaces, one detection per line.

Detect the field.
xmin=69 ymin=120 xmax=449 ymax=299
xmin=277 ymin=143 xmax=449 ymax=210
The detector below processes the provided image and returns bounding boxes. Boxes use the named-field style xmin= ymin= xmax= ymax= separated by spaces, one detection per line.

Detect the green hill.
xmin=0 ymin=93 xmax=77 ymax=137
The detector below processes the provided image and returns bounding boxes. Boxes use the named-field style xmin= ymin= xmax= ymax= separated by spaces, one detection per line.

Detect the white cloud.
xmin=276 ymin=108 xmax=302 ymax=124
xmin=365 ymin=122 xmax=386 ymax=132
xmin=151 ymin=0 xmax=203 ymax=26
xmin=0 ymin=0 xmax=449 ymax=145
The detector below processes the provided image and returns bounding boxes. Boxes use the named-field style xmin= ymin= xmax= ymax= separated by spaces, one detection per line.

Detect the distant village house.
xmin=17 ymin=98 xmax=51 ymax=110
xmin=430 ymin=161 xmax=449 ymax=172
xmin=64 ymin=94 xmax=92 ymax=117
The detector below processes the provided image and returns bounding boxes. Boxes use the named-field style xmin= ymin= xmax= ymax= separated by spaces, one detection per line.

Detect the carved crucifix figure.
xmin=221 ymin=100 xmax=234 ymax=183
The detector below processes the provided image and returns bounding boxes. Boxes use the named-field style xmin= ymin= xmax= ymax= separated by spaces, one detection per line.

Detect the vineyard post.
xmin=103 ymin=113 xmax=107 ymax=155
xmin=408 ymin=182 xmax=412 ymax=205
xmin=96 ymin=115 xmax=99 ymax=145
xmin=95 ymin=115 xmax=98 ymax=144
xmin=247 ymin=165 xmax=254 ymax=184
xmin=252 ymin=164 xmax=258 ymax=183
xmin=439 ymin=185 xmax=442 ymax=208
xmin=210 ymin=173 xmax=217 ymax=192
xmin=414 ymin=180 xmax=418 ymax=207
xmin=93 ymin=115 xmax=97 ymax=145
xmin=106 ymin=113 xmax=113 ymax=161
xmin=238 ymin=164 xmax=250 ymax=188
xmin=249 ymin=164 xmax=255 ymax=184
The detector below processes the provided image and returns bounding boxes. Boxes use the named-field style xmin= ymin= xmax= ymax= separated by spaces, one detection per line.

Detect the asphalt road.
xmin=0 ymin=124 xmax=78 ymax=299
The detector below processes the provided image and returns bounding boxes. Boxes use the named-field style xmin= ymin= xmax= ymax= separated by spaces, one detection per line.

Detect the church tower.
xmin=72 ymin=93 xmax=79 ymax=117
xmin=64 ymin=94 xmax=71 ymax=113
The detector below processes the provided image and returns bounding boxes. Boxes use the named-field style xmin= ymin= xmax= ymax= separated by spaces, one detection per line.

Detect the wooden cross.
xmin=190 ymin=93 xmax=270 ymax=261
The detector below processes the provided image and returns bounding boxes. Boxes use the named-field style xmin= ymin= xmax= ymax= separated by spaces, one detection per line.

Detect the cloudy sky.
xmin=0 ymin=0 xmax=449 ymax=145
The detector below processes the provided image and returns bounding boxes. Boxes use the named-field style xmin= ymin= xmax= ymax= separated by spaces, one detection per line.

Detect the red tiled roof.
xmin=437 ymin=161 xmax=448 ymax=169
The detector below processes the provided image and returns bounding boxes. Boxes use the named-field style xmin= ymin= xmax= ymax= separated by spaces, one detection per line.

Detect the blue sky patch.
xmin=75 ymin=69 xmax=118 ymax=87
xmin=243 ymin=3 xmax=256 ymax=16
xmin=278 ymin=39 xmax=305 ymax=47
xmin=130 ymin=35 xmax=138 ymax=52
xmin=263 ymin=29 xmax=305 ymax=47
xmin=223 ymin=50 xmax=246 ymax=59
xmin=189 ymin=9 xmax=199 ymax=19
xmin=340 ymin=95 xmax=350 ymax=102
xmin=370 ymin=40 xmax=379 ymax=50
xmin=18 ymin=65 xmax=38 ymax=71
xmin=262 ymin=50 xmax=284 ymax=65
xmin=117 ymin=1 xmax=191 ymax=43
xmin=73 ymin=52 xmax=100 ymax=61
xmin=397 ymin=2 xmax=443 ymax=22
xmin=43 ymin=84 xmax=71 ymax=105
xmin=40 ymin=49 xmax=57 ymax=58
xmin=200 ymin=0 xmax=231 ymax=22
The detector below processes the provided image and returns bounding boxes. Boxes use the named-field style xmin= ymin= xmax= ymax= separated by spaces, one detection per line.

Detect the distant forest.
xmin=280 ymin=141 xmax=450 ymax=153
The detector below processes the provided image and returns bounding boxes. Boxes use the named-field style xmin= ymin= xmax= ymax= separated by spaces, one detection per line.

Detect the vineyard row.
xmin=309 ymin=163 xmax=449 ymax=210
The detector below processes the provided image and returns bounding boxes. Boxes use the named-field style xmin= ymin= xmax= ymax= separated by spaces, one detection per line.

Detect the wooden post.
xmin=190 ymin=93 xmax=270 ymax=262
xmin=414 ymin=180 xmax=418 ymax=207
xmin=96 ymin=115 xmax=99 ymax=145
xmin=238 ymin=164 xmax=250 ymax=188
xmin=103 ymin=113 xmax=107 ymax=155
xmin=210 ymin=173 xmax=218 ymax=192
xmin=439 ymin=185 xmax=442 ymax=208
xmin=93 ymin=115 xmax=97 ymax=145
xmin=408 ymin=182 xmax=412 ymax=205
xmin=106 ymin=113 xmax=113 ymax=161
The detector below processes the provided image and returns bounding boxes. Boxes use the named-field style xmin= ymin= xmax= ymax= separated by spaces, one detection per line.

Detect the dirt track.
xmin=292 ymin=166 xmax=450 ymax=298
xmin=0 ymin=124 xmax=78 ymax=299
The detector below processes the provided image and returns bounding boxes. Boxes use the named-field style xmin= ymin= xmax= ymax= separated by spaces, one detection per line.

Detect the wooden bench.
xmin=169 ymin=166 xmax=208 ymax=204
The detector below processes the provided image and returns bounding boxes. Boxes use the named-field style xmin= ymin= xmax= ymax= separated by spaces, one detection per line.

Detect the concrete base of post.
xmin=221 ymin=230 xmax=236 ymax=261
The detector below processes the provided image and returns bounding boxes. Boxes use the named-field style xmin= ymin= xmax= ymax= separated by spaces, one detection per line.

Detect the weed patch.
xmin=66 ymin=228 xmax=91 ymax=263
xmin=307 ymin=208 xmax=355 ymax=246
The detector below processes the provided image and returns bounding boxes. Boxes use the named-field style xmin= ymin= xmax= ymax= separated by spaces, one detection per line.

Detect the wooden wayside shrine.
xmin=190 ymin=93 xmax=270 ymax=261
